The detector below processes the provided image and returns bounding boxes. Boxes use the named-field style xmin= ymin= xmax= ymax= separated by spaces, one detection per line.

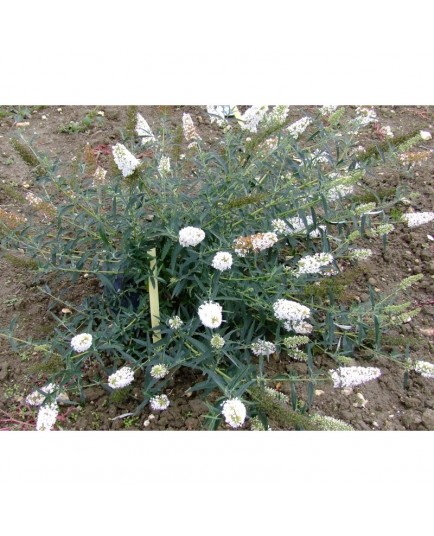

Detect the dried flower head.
xmin=179 ymin=226 xmax=205 ymax=247
xmin=330 ymin=366 xmax=382 ymax=388
xmin=92 ymin=166 xmax=108 ymax=187
xmin=112 ymin=143 xmax=141 ymax=177
xmin=150 ymin=394 xmax=170 ymax=411
xmin=233 ymin=232 xmax=278 ymax=256
xmin=211 ymin=251 xmax=233 ymax=271
xmin=70 ymin=333 xmax=93 ymax=353
xmin=198 ymin=301 xmax=223 ymax=329
xmin=0 ymin=208 xmax=27 ymax=229
xmin=221 ymin=398 xmax=247 ymax=428
xmin=150 ymin=364 xmax=170 ymax=379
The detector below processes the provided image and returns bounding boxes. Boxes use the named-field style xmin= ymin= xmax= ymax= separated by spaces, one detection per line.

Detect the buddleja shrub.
xmin=2 ymin=105 xmax=432 ymax=431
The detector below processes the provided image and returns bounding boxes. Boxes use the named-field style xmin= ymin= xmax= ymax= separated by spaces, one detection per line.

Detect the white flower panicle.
xmin=150 ymin=394 xmax=170 ymax=411
xmin=233 ymin=232 xmax=278 ymax=256
xmin=210 ymin=334 xmax=225 ymax=349
xmin=273 ymin=215 xmax=322 ymax=237
xmin=221 ymin=398 xmax=247 ymax=428
xmin=211 ymin=251 xmax=233 ymax=271
xmin=327 ymin=184 xmax=354 ymax=201
xmin=355 ymin=202 xmax=377 ymax=216
xmin=112 ymin=143 xmax=141 ymax=177
xmin=198 ymin=301 xmax=223 ymax=329
xmin=150 ymin=364 xmax=170 ymax=379
xmin=182 ymin=113 xmax=201 ymax=143
xmin=239 ymin=106 xmax=269 ymax=133
xmin=296 ymin=252 xmax=334 ymax=276
xmin=264 ymin=387 xmax=289 ymax=404
xmin=25 ymin=191 xmax=43 ymax=206
xmin=206 ymin=105 xmax=232 ymax=126
xmin=283 ymin=335 xmax=310 ymax=348
xmin=273 ymin=300 xmax=311 ymax=329
xmin=330 ymin=366 xmax=382 ymax=388
xmin=354 ymin=107 xmax=377 ymax=127
xmin=36 ymin=402 xmax=59 ymax=431
xmin=178 ymin=226 xmax=206 ymax=247
xmin=262 ymin=105 xmax=289 ymax=128
xmin=168 ymin=315 xmax=184 ymax=329
xmin=310 ymin=414 xmax=354 ymax=431
xmin=108 ymin=367 xmax=135 ymax=389
xmin=380 ymin=125 xmax=394 ymax=138
xmin=70 ymin=333 xmax=93 ymax=353
xmin=402 ymin=212 xmax=434 ymax=228
xmin=136 ymin=113 xmax=156 ymax=145
xmin=348 ymin=248 xmax=373 ymax=261
xmin=26 ymin=383 xmax=56 ymax=406
xmin=251 ymin=232 xmax=278 ymax=252
xmin=319 ymin=105 xmax=338 ymax=116
xmin=92 ymin=166 xmax=108 ymax=187
xmin=414 ymin=360 xmax=434 ymax=379
xmin=420 ymin=130 xmax=432 ymax=141
xmin=158 ymin=155 xmax=171 ymax=176
xmin=272 ymin=219 xmax=291 ymax=235
xmin=250 ymin=416 xmax=272 ymax=431
xmin=286 ymin=116 xmax=312 ymax=139
xmin=251 ymin=339 xmax=276 ymax=357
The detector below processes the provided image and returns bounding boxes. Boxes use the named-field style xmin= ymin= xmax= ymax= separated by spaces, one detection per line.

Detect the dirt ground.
xmin=0 ymin=105 xmax=433 ymax=431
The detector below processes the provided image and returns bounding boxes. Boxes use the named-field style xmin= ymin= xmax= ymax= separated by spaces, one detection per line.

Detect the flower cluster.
xmin=210 ymin=334 xmax=225 ymax=349
xmin=354 ymin=107 xmax=377 ymax=127
xmin=402 ymin=212 xmax=434 ymax=228
xmin=420 ymin=130 xmax=432 ymax=141
xmin=375 ymin=223 xmax=395 ymax=235
xmin=283 ymin=335 xmax=310 ymax=348
xmin=25 ymin=191 xmax=43 ymax=206
xmin=355 ymin=202 xmax=377 ymax=216
xmin=92 ymin=166 xmax=107 ymax=187
xmin=239 ymin=106 xmax=269 ymax=133
xmin=233 ymin=232 xmax=278 ymax=256
xmin=288 ymin=348 xmax=308 ymax=362
xmin=414 ymin=360 xmax=434 ymax=379
xmin=211 ymin=251 xmax=233 ymax=271
xmin=261 ymin=105 xmax=289 ymax=128
xmin=295 ymin=252 xmax=334 ymax=276
xmin=221 ymin=398 xmax=247 ymax=428
xmin=348 ymin=248 xmax=373 ymax=261
xmin=264 ymin=387 xmax=289 ymax=404
xmin=380 ymin=125 xmax=394 ymax=138
xmin=36 ymin=401 xmax=59 ymax=431
xmin=286 ymin=116 xmax=312 ymax=139
xmin=206 ymin=105 xmax=231 ymax=126
xmin=150 ymin=394 xmax=170 ymax=411
xmin=290 ymin=321 xmax=313 ymax=334
xmin=150 ymin=364 xmax=170 ymax=379
xmin=319 ymin=105 xmax=338 ymax=116
xmin=0 ymin=208 xmax=27 ymax=229
xmin=310 ymin=414 xmax=353 ymax=431
xmin=327 ymin=184 xmax=354 ymax=201
xmin=26 ymin=383 xmax=56 ymax=406
xmin=136 ymin=113 xmax=155 ymax=144
xmin=112 ymin=143 xmax=140 ymax=177
xmin=250 ymin=416 xmax=271 ymax=431
xmin=158 ymin=155 xmax=171 ymax=176
xmin=273 ymin=299 xmax=310 ymax=322
xmin=108 ymin=366 xmax=135 ymax=389
xmin=182 ymin=113 xmax=201 ymax=144
xmin=167 ymin=315 xmax=184 ymax=329
xmin=251 ymin=339 xmax=276 ymax=357
xmin=70 ymin=333 xmax=93 ymax=353
xmin=272 ymin=215 xmax=322 ymax=237
xmin=330 ymin=366 xmax=382 ymax=388
xmin=198 ymin=301 xmax=223 ymax=329
xmin=178 ymin=226 xmax=205 ymax=247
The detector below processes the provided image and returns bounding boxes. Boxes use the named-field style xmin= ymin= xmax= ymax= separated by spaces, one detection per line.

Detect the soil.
xmin=0 ymin=105 xmax=433 ymax=431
